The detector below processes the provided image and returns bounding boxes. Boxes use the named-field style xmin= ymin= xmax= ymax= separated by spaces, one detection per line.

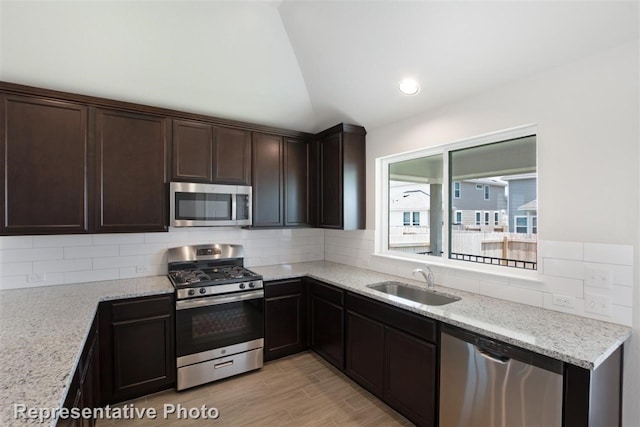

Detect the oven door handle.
xmin=176 ymin=290 xmax=264 ymax=311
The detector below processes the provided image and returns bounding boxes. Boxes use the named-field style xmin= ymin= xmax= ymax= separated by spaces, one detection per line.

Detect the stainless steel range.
xmin=168 ymin=244 xmax=264 ymax=391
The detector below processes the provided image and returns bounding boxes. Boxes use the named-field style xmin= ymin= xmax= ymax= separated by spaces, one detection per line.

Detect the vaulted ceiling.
xmin=1 ymin=1 xmax=637 ymax=133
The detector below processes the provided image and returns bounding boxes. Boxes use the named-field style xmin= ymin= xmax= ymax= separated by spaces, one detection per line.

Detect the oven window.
xmin=175 ymin=193 xmax=232 ymax=221
xmin=176 ymin=298 xmax=263 ymax=357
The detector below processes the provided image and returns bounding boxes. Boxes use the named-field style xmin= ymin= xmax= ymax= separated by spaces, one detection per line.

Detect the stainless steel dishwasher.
xmin=439 ymin=325 xmax=563 ymax=427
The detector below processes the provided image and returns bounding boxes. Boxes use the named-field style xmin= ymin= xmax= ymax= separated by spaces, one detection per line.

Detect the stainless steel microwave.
xmin=170 ymin=182 xmax=252 ymax=227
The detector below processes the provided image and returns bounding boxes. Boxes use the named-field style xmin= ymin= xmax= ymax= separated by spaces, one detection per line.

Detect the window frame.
xmin=484 ymin=184 xmax=490 ymax=200
xmin=375 ymin=123 xmax=538 ymax=278
xmin=453 ymin=181 xmax=461 ymax=199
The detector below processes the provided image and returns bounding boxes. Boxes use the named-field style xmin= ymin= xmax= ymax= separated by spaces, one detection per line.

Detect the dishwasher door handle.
xmin=476 ymin=346 xmax=510 ymax=364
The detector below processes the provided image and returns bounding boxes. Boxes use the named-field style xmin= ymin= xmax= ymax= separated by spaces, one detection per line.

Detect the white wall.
xmin=328 ymin=41 xmax=640 ymax=425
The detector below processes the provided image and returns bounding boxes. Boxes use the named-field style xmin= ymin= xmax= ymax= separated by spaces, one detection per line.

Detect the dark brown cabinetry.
xmin=58 ymin=315 xmax=99 ymax=427
xmin=0 ymin=94 xmax=89 ymax=234
xmin=172 ymin=122 xmax=251 ymax=185
xmin=94 ymin=108 xmax=168 ymax=233
xmin=309 ymin=279 xmax=345 ymax=369
xmin=252 ymin=133 xmax=284 ymax=227
xmin=172 ymin=119 xmax=213 ymax=182
xmin=317 ymin=123 xmax=366 ymax=230
xmin=213 ymin=126 xmax=252 ymax=185
xmin=264 ymin=279 xmax=308 ymax=361
xmin=284 ymin=138 xmax=314 ymax=227
xmin=345 ymin=292 xmax=437 ymax=427
xmin=99 ymin=294 xmax=175 ymax=404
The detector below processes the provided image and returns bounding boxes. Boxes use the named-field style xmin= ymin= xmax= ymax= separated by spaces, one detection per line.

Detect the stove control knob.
xmin=249 ymin=282 xmax=255 ymax=288
xmin=239 ymin=283 xmax=246 ymax=290
xmin=188 ymin=289 xmax=195 ymax=296
xmin=199 ymin=288 xmax=207 ymax=294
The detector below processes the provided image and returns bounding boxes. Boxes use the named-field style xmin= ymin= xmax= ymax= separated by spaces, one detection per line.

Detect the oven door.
xmin=175 ymin=290 xmax=264 ymax=360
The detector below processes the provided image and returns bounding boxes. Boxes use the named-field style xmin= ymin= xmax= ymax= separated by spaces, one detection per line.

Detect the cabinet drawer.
xmin=265 ymin=279 xmax=305 ymax=298
xmin=346 ymin=292 xmax=437 ymax=343
xmin=111 ymin=295 xmax=173 ymax=322
xmin=309 ymin=280 xmax=344 ymax=306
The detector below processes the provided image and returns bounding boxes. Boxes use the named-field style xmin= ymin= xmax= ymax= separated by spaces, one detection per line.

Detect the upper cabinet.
xmin=94 ymin=108 xmax=168 ymax=233
xmin=171 ymin=121 xmax=251 ymax=185
xmin=251 ymin=133 xmax=314 ymax=228
xmin=172 ymin=119 xmax=213 ymax=182
xmin=213 ymin=126 xmax=252 ymax=185
xmin=317 ymin=124 xmax=366 ymax=230
xmin=0 ymin=94 xmax=90 ymax=234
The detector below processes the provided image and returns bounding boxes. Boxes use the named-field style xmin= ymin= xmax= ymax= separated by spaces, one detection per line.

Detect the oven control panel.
xmin=177 ymin=280 xmax=263 ymax=300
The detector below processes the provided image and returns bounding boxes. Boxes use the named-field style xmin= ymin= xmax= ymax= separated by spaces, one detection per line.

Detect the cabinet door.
xmin=384 ymin=327 xmax=437 ymax=427
xmin=213 ymin=126 xmax=251 ymax=185
xmin=264 ymin=279 xmax=308 ymax=361
xmin=318 ymin=133 xmax=343 ymax=228
xmin=252 ymin=133 xmax=283 ymax=227
xmin=310 ymin=294 xmax=344 ymax=369
xmin=99 ymin=295 xmax=175 ymax=404
xmin=346 ymin=311 xmax=384 ymax=397
xmin=172 ymin=119 xmax=213 ymax=182
xmin=284 ymin=138 xmax=311 ymax=227
xmin=94 ymin=108 xmax=168 ymax=232
xmin=1 ymin=94 xmax=89 ymax=234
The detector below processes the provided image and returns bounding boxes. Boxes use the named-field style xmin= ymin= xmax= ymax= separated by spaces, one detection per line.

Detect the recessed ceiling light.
xmin=398 ymin=78 xmax=420 ymax=96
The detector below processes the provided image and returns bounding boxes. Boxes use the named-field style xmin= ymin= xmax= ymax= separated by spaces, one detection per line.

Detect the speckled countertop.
xmin=0 ymin=276 xmax=174 ymax=427
xmin=0 ymin=261 xmax=632 ymax=426
xmin=252 ymin=261 xmax=631 ymax=370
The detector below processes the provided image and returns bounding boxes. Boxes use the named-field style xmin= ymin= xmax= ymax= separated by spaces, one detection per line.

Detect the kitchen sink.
xmin=367 ymin=281 xmax=460 ymax=306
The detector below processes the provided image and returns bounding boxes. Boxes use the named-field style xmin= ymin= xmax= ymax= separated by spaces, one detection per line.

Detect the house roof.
xmin=518 ymin=200 xmax=538 ymax=212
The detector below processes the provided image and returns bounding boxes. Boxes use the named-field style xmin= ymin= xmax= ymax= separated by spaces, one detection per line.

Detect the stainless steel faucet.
xmin=412 ymin=267 xmax=435 ymax=289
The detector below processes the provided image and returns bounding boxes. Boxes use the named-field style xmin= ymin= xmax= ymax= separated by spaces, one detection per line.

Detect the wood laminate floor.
xmin=96 ymin=351 xmax=413 ymax=426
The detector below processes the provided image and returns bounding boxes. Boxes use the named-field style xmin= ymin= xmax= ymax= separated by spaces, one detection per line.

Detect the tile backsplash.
xmin=0 ymin=227 xmax=633 ymax=326
xmin=0 ymin=228 xmax=324 ymax=291
xmin=324 ymin=230 xmax=634 ymax=327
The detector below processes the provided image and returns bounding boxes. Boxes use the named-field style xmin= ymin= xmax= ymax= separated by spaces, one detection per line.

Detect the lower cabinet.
xmin=58 ymin=315 xmax=99 ymax=427
xmin=309 ymin=279 xmax=345 ymax=369
xmin=99 ymin=294 xmax=175 ymax=405
xmin=264 ymin=279 xmax=308 ymax=361
xmin=345 ymin=292 xmax=437 ymax=427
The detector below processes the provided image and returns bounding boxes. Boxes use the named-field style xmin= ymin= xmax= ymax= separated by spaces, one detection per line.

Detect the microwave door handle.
xmin=231 ymin=192 xmax=237 ymax=222
xmin=176 ymin=290 xmax=264 ymax=311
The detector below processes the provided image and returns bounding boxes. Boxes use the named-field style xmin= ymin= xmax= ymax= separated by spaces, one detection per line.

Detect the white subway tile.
xmin=538 ymin=240 xmax=583 ymax=261
xmin=64 ymin=269 xmax=119 ymax=284
xmin=542 ymin=293 xmax=581 ymax=314
xmin=479 ymin=281 xmax=544 ymax=307
xmin=441 ymin=274 xmax=480 ymax=294
xmin=0 ymin=272 xmax=65 ymax=290
xmin=583 ymin=263 xmax=633 ymax=287
xmin=1 ymin=248 xmax=63 ymax=263
xmin=583 ymin=284 xmax=634 ymax=307
xmin=93 ymin=255 xmax=145 ymax=270
xmin=32 ymin=235 xmax=93 ymax=248
xmin=0 ymin=262 xmax=33 ymax=277
xmin=34 ymin=259 xmax=92 ymax=273
xmin=119 ymin=243 xmax=167 ymax=256
xmin=64 ymin=245 xmax=118 ymax=259
xmin=93 ymin=233 xmax=145 ymax=245
xmin=584 ymin=243 xmax=633 ymax=266
xmin=540 ymin=275 xmax=584 ymax=298
xmin=542 ymin=258 xmax=584 ymax=280
xmin=0 ymin=236 xmax=33 ymax=249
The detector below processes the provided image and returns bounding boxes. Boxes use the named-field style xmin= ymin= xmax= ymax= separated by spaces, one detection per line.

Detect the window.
xmin=387 ymin=154 xmax=443 ymax=257
xmin=378 ymin=125 xmax=537 ymax=270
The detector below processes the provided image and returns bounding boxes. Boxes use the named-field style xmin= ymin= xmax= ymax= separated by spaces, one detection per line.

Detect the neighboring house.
xmin=503 ymin=174 xmax=537 ymax=234
xmin=451 ymin=179 xmax=507 ymax=230
xmin=389 ymin=181 xmax=430 ymax=227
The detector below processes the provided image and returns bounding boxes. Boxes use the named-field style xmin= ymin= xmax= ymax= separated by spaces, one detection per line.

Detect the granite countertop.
xmin=0 ymin=276 xmax=174 ymax=427
xmin=252 ymin=261 xmax=631 ymax=370
xmin=0 ymin=261 xmax=632 ymax=426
